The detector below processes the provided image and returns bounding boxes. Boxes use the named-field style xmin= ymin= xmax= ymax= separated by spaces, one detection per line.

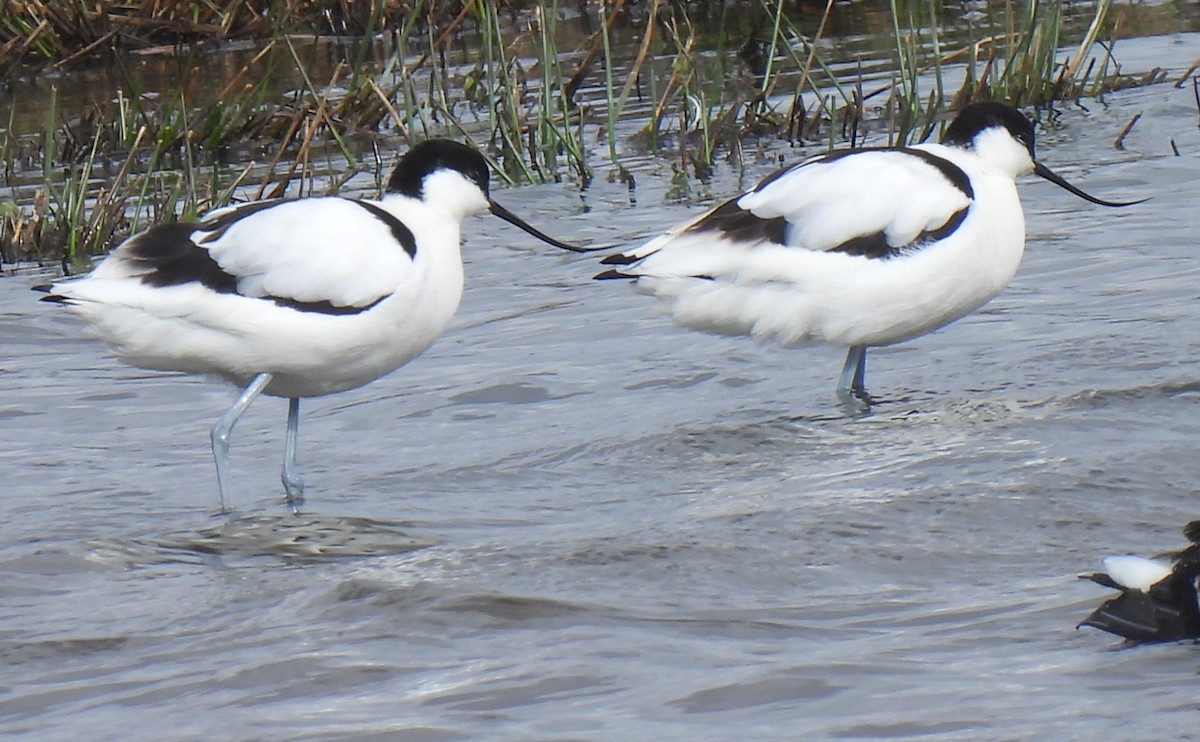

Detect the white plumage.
xmin=1100 ymin=555 xmax=1174 ymax=592
xmin=61 ymin=196 xmax=463 ymax=398
xmin=46 ymin=139 xmax=584 ymax=512
xmin=598 ymin=102 xmax=1141 ymax=406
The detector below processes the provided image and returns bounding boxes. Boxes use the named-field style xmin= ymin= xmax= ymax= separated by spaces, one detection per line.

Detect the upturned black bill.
xmin=1033 ymin=162 xmax=1147 ymax=208
xmin=489 ymin=201 xmax=603 ymax=253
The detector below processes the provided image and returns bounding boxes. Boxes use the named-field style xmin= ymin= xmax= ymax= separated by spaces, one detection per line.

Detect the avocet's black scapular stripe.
xmin=191 ymin=198 xmax=418 ymax=259
xmin=125 ymin=202 xmax=395 ymax=314
xmin=351 ymin=201 xmax=418 ymax=259
xmin=684 ymin=197 xmax=789 ymax=245
xmin=781 ymin=148 xmax=973 ymax=261
xmin=268 ymin=295 xmax=386 ymax=315
xmin=822 ymin=149 xmax=973 ymax=260
xmin=830 ymin=205 xmax=970 ymax=260
xmin=670 ymin=146 xmax=974 ymax=266
xmin=900 ymin=149 xmax=974 ymax=199
xmin=197 ymin=199 xmax=297 ymax=245
xmin=752 ymin=147 xmax=975 ymax=201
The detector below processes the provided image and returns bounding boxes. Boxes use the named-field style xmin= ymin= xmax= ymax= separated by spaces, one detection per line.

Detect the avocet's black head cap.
xmin=943 ymin=101 xmax=1146 ymax=208
xmin=387 ymin=139 xmax=490 ymax=199
xmin=941 ymin=101 xmax=1036 ymax=157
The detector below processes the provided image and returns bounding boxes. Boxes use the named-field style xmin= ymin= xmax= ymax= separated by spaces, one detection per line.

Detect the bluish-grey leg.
xmin=836 ymin=345 xmax=870 ymax=410
xmin=851 ymin=346 xmax=867 ymax=394
xmin=211 ymin=372 xmax=273 ymax=513
xmin=281 ymin=397 xmax=304 ymax=514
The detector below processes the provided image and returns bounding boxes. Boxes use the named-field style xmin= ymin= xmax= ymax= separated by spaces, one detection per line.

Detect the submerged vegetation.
xmin=0 ymin=0 xmax=1192 ymax=266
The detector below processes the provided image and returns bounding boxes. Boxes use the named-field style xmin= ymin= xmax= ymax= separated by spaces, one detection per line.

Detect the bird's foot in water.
xmin=837 ymin=386 xmax=873 ymax=415
xmin=283 ymin=492 xmax=305 ymax=516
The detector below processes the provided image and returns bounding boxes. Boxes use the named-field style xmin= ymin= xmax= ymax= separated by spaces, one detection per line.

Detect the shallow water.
xmin=4 ymin=41 xmax=1200 ymax=740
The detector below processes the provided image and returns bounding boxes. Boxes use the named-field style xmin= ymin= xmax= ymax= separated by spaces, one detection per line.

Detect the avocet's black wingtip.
xmin=1081 ymin=572 xmax=1122 ymax=590
xmin=599 ymin=252 xmax=640 ymax=266
xmin=32 ymin=283 xmax=70 ymax=303
xmin=594 ymin=269 xmax=632 ymax=281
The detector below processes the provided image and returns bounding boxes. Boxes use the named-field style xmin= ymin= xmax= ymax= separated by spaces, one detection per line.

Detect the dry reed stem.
xmin=1174 ymin=53 xmax=1200 ymax=87
xmin=398 ymin=0 xmax=478 ymax=84
xmin=1112 ymin=111 xmax=1141 ymax=149
xmin=368 ymin=78 xmax=408 ymax=138
xmin=564 ymin=0 xmax=628 ymax=103
xmin=214 ymin=40 xmax=277 ymax=102
xmin=612 ymin=0 xmax=660 ymax=121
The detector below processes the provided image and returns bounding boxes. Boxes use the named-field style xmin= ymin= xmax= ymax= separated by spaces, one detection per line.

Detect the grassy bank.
xmin=0 ymin=0 xmax=425 ymax=66
xmin=0 ymin=0 xmax=1178 ymax=267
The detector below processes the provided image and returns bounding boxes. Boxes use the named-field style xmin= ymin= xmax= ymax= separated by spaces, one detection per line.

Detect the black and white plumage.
xmin=45 ymin=139 xmax=585 ymax=513
xmin=597 ymin=102 xmax=1142 ymax=406
xmin=1079 ymin=521 xmax=1200 ymax=643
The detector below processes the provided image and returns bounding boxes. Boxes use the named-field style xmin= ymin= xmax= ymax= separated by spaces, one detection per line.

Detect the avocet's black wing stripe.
xmin=829 ymin=205 xmax=970 ymax=260
xmin=748 ymin=146 xmax=974 ymax=200
xmin=352 ymin=200 xmax=417 ymax=259
xmin=735 ymin=147 xmax=975 ymax=258
xmin=683 ymin=197 xmax=789 ymax=245
xmin=778 ymin=149 xmax=973 ymax=260
xmin=900 ymin=148 xmax=974 ymax=199
xmin=596 ymin=145 xmax=976 ymax=280
xmin=194 ymin=197 xmax=420 ymax=261
xmin=124 ymin=222 xmax=385 ymax=315
xmin=196 ymin=199 xmax=297 ymax=245
xmin=107 ymin=198 xmax=415 ymax=315
xmin=199 ymin=198 xmax=410 ymax=312
xmin=268 ymin=295 xmax=386 ymax=315
xmin=595 ymin=195 xmax=789 ymax=276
